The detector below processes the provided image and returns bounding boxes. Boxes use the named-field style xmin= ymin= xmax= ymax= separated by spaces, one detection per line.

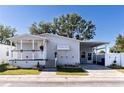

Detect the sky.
xmin=0 ymin=5 xmax=124 ymax=48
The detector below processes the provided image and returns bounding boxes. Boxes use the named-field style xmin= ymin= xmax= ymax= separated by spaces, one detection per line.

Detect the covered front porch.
xmin=9 ymin=34 xmax=47 ymax=68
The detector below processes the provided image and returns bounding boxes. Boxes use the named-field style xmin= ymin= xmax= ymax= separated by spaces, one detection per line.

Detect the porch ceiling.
xmin=80 ymin=41 xmax=109 ymax=47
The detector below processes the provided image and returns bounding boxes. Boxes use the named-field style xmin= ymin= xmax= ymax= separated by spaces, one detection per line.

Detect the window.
xmin=6 ymin=51 xmax=9 ymax=56
xmin=88 ymin=53 xmax=92 ymax=60
xmin=81 ymin=52 xmax=85 ymax=58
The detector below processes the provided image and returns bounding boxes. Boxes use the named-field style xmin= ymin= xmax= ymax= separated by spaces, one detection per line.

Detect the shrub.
xmin=108 ymin=63 xmax=124 ymax=69
xmin=57 ymin=66 xmax=85 ymax=72
xmin=0 ymin=63 xmax=19 ymax=71
xmin=37 ymin=62 xmax=40 ymax=68
xmin=0 ymin=63 xmax=8 ymax=72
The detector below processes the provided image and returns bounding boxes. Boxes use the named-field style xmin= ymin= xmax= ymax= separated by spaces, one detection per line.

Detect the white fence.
xmin=105 ymin=53 xmax=124 ymax=67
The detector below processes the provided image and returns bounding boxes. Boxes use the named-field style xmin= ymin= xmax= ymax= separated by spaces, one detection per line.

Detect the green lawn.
xmin=117 ymin=69 xmax=124 ymax=73
xmin=56 ymin=67 xmax=88 ymax=76
xmin=0 ymin=69 xmax=41 ymax=75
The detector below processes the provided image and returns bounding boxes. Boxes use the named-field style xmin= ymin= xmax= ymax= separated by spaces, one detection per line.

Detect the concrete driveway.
xmin=82 ymin=64 xmax=124 ymax=77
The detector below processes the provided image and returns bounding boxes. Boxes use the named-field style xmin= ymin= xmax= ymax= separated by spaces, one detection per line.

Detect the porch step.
xmin=45 ymin=60 xmax=56 ymax=68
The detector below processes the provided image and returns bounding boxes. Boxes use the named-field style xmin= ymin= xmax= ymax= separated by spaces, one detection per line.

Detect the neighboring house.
xmin=0 ymin=44 xmax=15 ymax=64
xmin=8 ymin=33 xmax=108 ymax=68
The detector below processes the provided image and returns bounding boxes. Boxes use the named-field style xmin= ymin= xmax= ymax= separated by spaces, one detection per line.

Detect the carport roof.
xmin=80 ymin=41 xmax=109 ymax=47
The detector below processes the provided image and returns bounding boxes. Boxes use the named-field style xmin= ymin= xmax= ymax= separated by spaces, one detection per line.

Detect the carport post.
xmin=95 ymin=47 xmax=97 ymax=64
xmin=10 ymin=40 xmax=13 ymax=59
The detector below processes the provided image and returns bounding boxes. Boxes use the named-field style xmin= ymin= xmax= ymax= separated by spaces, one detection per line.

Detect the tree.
xmin=29 ymin=13 xmax=96 ymax=40
xmin=0 ymin=24 xmax=16 ymax=45
xmin=29 ymin=22 xmax=52 ymax=35
xmin=110 ymin=34 xmax=124 ymax=53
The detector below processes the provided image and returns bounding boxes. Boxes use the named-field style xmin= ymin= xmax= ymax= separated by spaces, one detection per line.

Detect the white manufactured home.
xmin=0 ymin=44 xmax=15 ymax=64
xmin=8 ymin=33 xmax=108 ymax=68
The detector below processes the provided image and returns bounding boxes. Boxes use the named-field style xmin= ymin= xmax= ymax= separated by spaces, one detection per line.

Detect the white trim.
xmin=32 ymin=40 xmax=35 ymax=50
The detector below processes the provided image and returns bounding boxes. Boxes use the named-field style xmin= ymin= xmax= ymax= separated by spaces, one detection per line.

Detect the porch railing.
xmin=11 ymin=50 xmax=43 ymax=60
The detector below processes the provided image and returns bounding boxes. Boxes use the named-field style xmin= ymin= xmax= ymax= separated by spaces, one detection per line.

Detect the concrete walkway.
xmin=82 ymin=64 xmax=124 ymax=77
xmin=39 ymin=68 xmax=56 ymax=77
xmin=40 ymin=71 xmax=56 ymax=77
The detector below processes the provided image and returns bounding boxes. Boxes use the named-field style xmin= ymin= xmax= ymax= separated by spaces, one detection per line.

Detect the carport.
xmin=79 ymin=41 xmax=109 ymax=65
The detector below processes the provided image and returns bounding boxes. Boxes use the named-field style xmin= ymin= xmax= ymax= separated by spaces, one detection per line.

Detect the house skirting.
xmin=9 ymin=59 xmax=46 ymax=68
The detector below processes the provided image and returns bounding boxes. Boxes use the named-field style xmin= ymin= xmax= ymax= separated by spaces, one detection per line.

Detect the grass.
xmin=0 ymin=64 xmax=41 ymax=75
xmin=0 ymin=69 xmax=41 ymax=75
xmin=56 ymin=66 xmax=88 ymax=76
xmin=117 ymin=69 xmax=124 ymax=73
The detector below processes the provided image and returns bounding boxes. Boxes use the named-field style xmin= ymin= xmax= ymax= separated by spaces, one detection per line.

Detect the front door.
xmin=80 ymin=52 xmax=87 ymax=64
xmin=87 ymin=52 xmax=93 ymax=63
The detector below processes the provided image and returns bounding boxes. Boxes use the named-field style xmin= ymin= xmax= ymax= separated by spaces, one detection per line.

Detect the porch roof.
xmin=8 ymin=34 xmax=46 ymax=42
xmin=80 ymin=41 xmax=109 ymax=47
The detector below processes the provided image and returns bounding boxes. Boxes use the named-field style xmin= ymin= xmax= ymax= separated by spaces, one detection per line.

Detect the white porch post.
xmin=10 ymin=41 xmax=13 ymax=59
xmin=15 ymin=43 xmax=17 ymax=59
xmin=32 ymin=40 xmax=35 ymax=59
xmin=20 ymin=40 xmax=23 ymax=50
xmin=43 ymin=39 xmax=47 ymax=59
xmin=20 ymin=40 xmax=23 ymax=60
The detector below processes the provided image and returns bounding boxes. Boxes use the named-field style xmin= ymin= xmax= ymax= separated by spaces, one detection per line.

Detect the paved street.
xmin=1 ymin=80 xmax=124 ymax=87
xmin=0 ymin=65 xmax=124 ymax=87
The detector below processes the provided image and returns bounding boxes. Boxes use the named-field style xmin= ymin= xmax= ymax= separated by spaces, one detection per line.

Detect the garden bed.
xmin=56 ymin=66 xmax=88 ymax=75
xmin=107 ymin=64 xmax=124 ymax=69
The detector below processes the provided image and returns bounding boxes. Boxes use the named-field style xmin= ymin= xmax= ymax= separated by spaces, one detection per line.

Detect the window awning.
xmin=57 ymin=45 xmax=70 ymax=50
